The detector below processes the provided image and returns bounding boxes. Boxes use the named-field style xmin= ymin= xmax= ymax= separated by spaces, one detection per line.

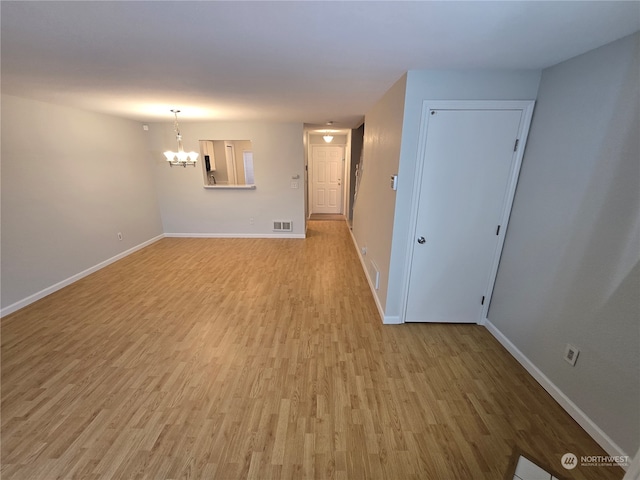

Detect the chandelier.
xmin=164 ymin=109 xmax=198 ymax=167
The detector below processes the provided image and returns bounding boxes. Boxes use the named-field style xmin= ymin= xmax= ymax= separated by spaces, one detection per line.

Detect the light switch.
xmin=291 ymin=181 xmax=299 ymax=189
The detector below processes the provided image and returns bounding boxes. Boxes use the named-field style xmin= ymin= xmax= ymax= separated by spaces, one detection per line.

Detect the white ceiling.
xmin=2 ymin=1 xmax=638 ymax=128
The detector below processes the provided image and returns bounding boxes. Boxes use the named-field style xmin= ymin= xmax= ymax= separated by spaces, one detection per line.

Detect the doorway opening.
xmin=303 ymin=124 xmax=363 ymax=231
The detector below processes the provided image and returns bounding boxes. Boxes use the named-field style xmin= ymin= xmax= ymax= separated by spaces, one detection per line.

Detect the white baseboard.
xmin=348 ymin=230 xmax=387 ymax=324
xmin=164 ymin=233 xmax=305 ymax=239
xmin=484 ymin=318 xmax=628 ymax=465
xmin=383 ymin=315 xmax=402 ymax=325
xmin=1 ymin=234 xmax=165 ymax=318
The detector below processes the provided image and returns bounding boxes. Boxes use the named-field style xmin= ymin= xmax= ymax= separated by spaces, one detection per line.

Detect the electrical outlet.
xmin=290 ymin=181 xmax=299 ymax=189
xmin=564 ymin=343 xmax=579 ymax=366
xmin=249 ymin=217 xmax=254 ymax=225
xmin=361 ymin=246 xmax=367 ymax=256
xmin=117 ymin=232 xmax=123 ymax=241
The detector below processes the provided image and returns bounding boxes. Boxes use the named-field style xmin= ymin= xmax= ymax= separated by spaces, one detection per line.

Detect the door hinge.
xmin=481 ymin=296 xmax=485 ymax=305
xmin=496 ymin=225 xmax=501 ymax=236
xmin=513 ymin=139 xmax=520 ymax=152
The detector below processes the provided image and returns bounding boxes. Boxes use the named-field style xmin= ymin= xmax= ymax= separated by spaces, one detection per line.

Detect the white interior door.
xmin=405 ymin=108 xmax=524 ymax=323
xmin=311 ymin=146 xmax=343 ymax=214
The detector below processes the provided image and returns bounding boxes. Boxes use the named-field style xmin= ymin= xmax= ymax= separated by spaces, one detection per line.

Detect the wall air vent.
xmin=368 ymin=260 xmax=380 ymax=290
xmin=273 ymin=220 xmax=292 ymax=232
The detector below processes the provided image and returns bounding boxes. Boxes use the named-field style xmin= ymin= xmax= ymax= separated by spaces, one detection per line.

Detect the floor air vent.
xmin=273 ymin=220 xmax=292 ymax=232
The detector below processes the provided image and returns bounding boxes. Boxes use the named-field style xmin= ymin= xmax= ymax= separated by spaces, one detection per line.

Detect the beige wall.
xmin=309 ymin=134 xmax=348 ymax=145
xmin=232 ymin=139 xmax=252 ymax=185
xmin=149 ymin=121 xmax=305 ymax=236
xmin=212 ymin=141 xmax=229 ymax=183
xmin=1 ymin=95 xmax=163 ymax=311
xmin=489 ymin=33 xmax=640 ymax=457
xmin=351 ymin=75 xmax=407 ymax=316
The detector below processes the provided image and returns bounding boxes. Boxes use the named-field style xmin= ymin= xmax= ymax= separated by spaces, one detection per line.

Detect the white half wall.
xmin=488 ymin=33 xmax=640 ymax=457
xmin=148 ymin=121 xmax=305 ymax=237
xmin=1 ymin=95 xmax=163 ymax=312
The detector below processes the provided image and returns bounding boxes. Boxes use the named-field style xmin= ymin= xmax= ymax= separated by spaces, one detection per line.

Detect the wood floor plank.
xmin=1 ymin=221 xmax=624 ymax=479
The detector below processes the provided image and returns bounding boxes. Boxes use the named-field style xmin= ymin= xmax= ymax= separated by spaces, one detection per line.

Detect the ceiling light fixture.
xmin=323 ymin=121 xmax=334 ymax=143
xmin=164 ymin=109 xmax=198 ymax=167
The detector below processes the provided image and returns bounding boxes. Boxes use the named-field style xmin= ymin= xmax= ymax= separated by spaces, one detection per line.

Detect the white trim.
xmin=309 ymin=144 xmax=315 ymax=214
xmin=348 ymin=228 xmax=385 ymax=324
xmin=423 ymin=100 xmax=536 ymax=111
xmin=383 ymin=316 xmax=402 ymax=325
xmin=342 ymin=130 xmax=352 ymax=220
xmin=484 ymin=319 xmax=629 ymax=464
xmin=203 ymin=185 xmax=256 ymax=190
xmin=400 ymin=100 xmax=535 ymax=324
xmin=399 ymin=103 xmax=433 ymax=323
xmin=1 ymin=234 xmax=165 ymax=318
xmin=481 ymin=101 xmax=535 ymax=320
xmin=164 ymin=233 xmax=305 ymax=239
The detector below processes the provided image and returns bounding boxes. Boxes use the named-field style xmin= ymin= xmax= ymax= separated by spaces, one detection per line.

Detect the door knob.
xmin=417 ymin=236 xmax=426 ymax=244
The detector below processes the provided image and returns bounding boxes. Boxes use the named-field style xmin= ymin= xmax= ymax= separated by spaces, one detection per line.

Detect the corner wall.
xmin=488 ymin=33 xmax=640 ymax=457
xmin=1 ymin=95 xmax=163 ymax=312
xmin=359 ymin=70 xmax=541 ymax=322
xmin=148 ymin=121 xmax=305 ymax=237
xmin=351 ymin=75 xmax=407 ymax=317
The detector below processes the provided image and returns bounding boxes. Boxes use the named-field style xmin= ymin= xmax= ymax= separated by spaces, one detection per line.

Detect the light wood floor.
xmin=308 ymin=214 xmax=346 ymax=221
xmin=1 ymin=221 xmax=623 ymax=479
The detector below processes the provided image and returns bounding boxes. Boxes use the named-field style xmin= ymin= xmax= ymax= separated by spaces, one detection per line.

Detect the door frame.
xmin=308 ymin=144 xmax=347 ymax=215
xmin=400 ymin=100 xmax=535 ymax=324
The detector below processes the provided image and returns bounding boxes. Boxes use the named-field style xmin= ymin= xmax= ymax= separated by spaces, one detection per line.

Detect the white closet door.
xmin=405 ymin=108 xmax=523 ymax=323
